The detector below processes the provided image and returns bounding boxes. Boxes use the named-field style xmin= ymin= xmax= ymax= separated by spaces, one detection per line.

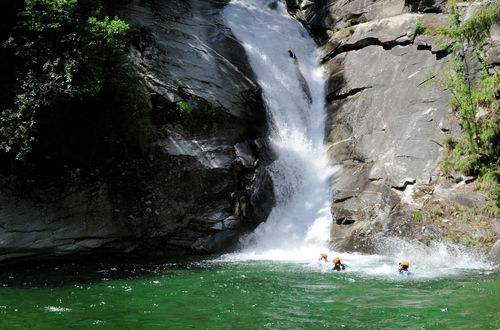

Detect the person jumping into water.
xmin=287 ymin=48 xmax=297 ymax=61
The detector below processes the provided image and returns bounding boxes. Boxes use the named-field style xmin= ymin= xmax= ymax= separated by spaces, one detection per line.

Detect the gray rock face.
xmin=321 ymin=11 xmax=462 ymax=251
xmin=0 ymin=185 xmax=130 ymax=263
xmin=0 ymin=0 xmax=275 ymax=264
xmin=287 ymin=0 xmax=497 ymax=252
xmin=123 ymin=0 xmax=261 ymax=120
xmin=285 ymin=0 xmax=447 ymax=41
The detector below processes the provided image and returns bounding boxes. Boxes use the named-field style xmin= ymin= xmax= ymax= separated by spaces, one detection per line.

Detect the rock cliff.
xmin=0 ymin=0 xmax=275 ymax=264
xmin=287 ymin=0 xmax=499 ymax=252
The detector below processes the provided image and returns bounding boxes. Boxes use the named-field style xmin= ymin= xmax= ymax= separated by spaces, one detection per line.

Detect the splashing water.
xmin=223 ymin=0 xmax=336 ymax=258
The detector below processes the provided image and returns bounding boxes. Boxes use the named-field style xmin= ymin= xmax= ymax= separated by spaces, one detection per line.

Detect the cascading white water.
xmin=223 ymin=0 xmax=337 ymax=259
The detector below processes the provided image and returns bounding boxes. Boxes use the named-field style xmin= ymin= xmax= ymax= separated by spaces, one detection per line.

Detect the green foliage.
xmin=490 ymin=183 xmax=500 ymax=208
xmin=327 ymin=26 xmax=340 ymax=37
xmin=454 ymin=3 xmax=500 ymax=44
xmin=439 ymin=1 xmax=500 ymax=189
xmin=443 ymin=1 xmax=500 ymax=44
xmin=176 ymin=101 xmax=192 ymax=116
xmin=413 ymin=211 xmax=423 ymax=223
xmin=410 ymin=21 xmax=427 ymax=41
xmin=0 ymin=0 xmax=152 ymax=167
xmin=481 ymin=199 xmax=499 ymax=215
xmin=342 ymin=27 xmax=355 ymax=39
xmin=176 ymin=100 xmax=229 ymax=129
xmin=442 ymin=58 xmax=499 ymax=175
xmin=447 ymin=0 xmax=460 ymax=27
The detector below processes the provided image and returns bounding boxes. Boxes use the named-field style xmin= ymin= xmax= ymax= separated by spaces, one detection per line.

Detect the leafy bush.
xmin=0 ymin=0 xmax=153 ymax=173
xmin=176 ymin=100 xmax=229 ymax=129
xmin=176 ymin=101 xmax=192 ymax=116
xmin=454 ymin=3 xmax=500 ymax=44
xmin=341 ymin=27 xmax=355 ymax=39
xmin=440 ymin=1 xmax=499 ymax=184
xmin=447 ymin=0 xmax=460 ymax=27
xmin=410 ymin=21 xmax=427 ymax=41
xmin=490 ymin=182 xmax=500 ymax=208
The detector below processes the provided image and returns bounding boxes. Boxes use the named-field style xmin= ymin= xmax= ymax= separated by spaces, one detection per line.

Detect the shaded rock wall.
xmin=287 ymin=0 xmax=499 ymax=252
xmin=0 ymin=0 xmax=275 ymax=264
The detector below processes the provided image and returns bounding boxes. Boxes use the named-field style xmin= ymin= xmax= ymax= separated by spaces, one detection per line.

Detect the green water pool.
xmin=0 ymin=259 xmax=498 ymax=329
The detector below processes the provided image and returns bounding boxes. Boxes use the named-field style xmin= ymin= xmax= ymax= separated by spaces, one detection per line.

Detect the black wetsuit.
xmin=288 ymin=51 xmax=297 ymax=60
xmin=332 ymin=262 xmax=346 ymax=272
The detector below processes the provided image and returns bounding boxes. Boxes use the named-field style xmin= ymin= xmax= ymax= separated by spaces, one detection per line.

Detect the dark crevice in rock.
xmin=416 ymin=44 xmax=432 ymax=51
xmin=434 ymin=50 xmax=449 ymax=60
xmin=404 ymin=0 xmax=446 ymax=13
xmin=388 ymin=202 xmax=401 ymax=216
xmin=322 ymin=37 xmax=412 ymax=63
xmin=336 ymin=217 xmax=356 ymax=225
xmin=323 ymin=36 xmax=450 ymax=64
xmin=392 ymin=180 xmax=416 ymax=191
xmin=333 ymin=195 xmax=355 ymax=203
xmin=53 ymin=236 xmax=127 ymax=242
xmin=417 ymin=73 xmax=438 ymax=87
xmin=416 ymin=44 xmax=450 ymax=60
xmin=430 ymin=139 xmax=443 ymax=147
xmin=351 ymin=157 xmax=369 ymax=164
xmin=327 ymin=86 xmax=371 ymax=102
xmin=1 ymin=228 xmax=52 ymax=234
xmin=395 ymin=155 xmax=420 ymax=159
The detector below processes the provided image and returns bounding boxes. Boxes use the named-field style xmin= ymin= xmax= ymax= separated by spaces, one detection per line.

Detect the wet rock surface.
xmin=0 ymin=0 xmax=275 ymax=265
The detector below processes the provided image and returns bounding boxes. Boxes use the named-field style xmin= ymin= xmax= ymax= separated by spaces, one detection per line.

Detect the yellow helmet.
xmin=332 ymin=257 xmax=341 ymax=263
xmin=320 ymin=253 xmax=328 ymax=258
xmin=399 ymin=260 xmax=410 ymax=267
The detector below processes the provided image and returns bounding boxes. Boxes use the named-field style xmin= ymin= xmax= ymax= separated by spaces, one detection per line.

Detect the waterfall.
xmin=223 ymin=0 xmax=337 ymax=259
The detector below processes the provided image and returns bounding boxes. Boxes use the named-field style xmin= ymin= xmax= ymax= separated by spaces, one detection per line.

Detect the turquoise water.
xmin=0 ymin=259 xmax=498 ymax=329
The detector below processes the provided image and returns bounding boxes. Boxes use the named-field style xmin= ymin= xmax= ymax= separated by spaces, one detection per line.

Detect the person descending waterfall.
xmin=331 ymin=257 xmax=349 ymax=272
xmin=398 ymin=260 xmax=411 ymax=276
xmin=287 ymin=48 xmax=298 ymax=61
xmin=319 ymin=253 xmax=328 ymax=262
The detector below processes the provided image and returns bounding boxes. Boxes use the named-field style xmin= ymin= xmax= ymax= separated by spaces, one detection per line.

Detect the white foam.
xmin=44 ymin=306 xmax=72 ymax=313
xmin=374 ymin=238 xmax=495 ymax=276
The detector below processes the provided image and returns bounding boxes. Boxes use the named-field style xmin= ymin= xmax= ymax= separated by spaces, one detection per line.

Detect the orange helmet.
xmin=332 ymin=257 xmax=341 ymax=263
xmin=320 ymin=253 xmax=328 ymax=258
xmin=399 ymin=260 xmax=410 ymax=267
xmin=287 ymin=48 xmax=292 ymax=52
